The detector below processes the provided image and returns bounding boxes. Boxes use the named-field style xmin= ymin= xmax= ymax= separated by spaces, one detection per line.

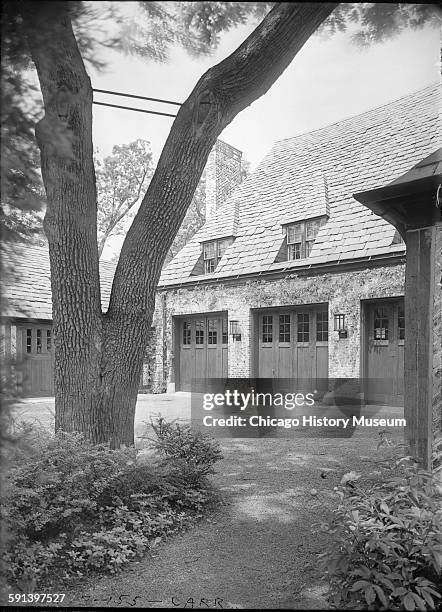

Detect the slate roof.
xmin=159 ymin=84 xmax=441 ymax=286
xmin=389 ymin=147 xmax=442 ymax=186
xmin=2 ymin=85 xmax=440 ymax=321
xmin=1 ymin=244 xmax=116 ymax=320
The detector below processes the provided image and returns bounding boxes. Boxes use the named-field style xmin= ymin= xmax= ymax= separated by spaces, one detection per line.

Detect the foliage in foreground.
xmin=1 ymin=419 xmax=222 ymax=589
xmin=317 ymin=436 xmax=442 ymax=611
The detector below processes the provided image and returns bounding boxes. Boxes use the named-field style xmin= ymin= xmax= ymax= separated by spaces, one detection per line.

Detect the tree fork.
xmin=25 ymin=2 xmax=337 ymax=446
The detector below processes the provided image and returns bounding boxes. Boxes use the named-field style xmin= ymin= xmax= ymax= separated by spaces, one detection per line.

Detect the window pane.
xmin=287 ymin=224 xmax=302 ymax=244
xmin=288 ymin=243 xmax=301 ymax=260
xmin=305 ymin=240 xmax=314 ymax=257
xmin=279 ymin=314 xmax=290 ymax=342
xmin=217 ymin=239 xmax=230 ymax=259
xmin=374 ymin=307 xmax=389 ymax=340
xmin=204 ymin=259 xmax=215 ymax=274
xmin=208 ymin=319 xmax=218 ymax=344
xmin=398 ymin=305 xmax=405 ymax=340
xmin=203 ymin=242 xmax=215 ymax=259
xmin=26 ymin=329 xmax=32 ymax=353
xmin=316 ymin=310 xmax=328 ymax=341
xmin=196 ymin=320 xmax=204 ymax=345
xmin=46 ymin=329 xmax=52 ymax=351
xmin=262 ymin=315 xmax=273 ymax=343
xmin=36 ymin=329 xmax=42 ymax=353
xmin=183 ymin=321 xmax=191 ymax=345
xmin=222 ymin=318 xmax=228 ymax=344
xmin=306 ymin=219 xmax=320 ymax=240
xmin=297 ymin=313 xmax=310 ymax=342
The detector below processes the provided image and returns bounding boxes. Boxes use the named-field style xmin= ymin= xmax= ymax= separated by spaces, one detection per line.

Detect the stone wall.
xmin=149 ymin=262 xmax=405 ymax=391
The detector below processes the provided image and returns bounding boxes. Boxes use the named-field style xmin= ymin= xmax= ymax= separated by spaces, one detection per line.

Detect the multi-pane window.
xmin=398 ymin=306 xmax=405 ymax=340
xmin=203 ymin=238 xmax=233 ymax=274
xmin=279 ymin=314 xmax=290 ymax=343
xmin=306 ymin=219 xmax=320 ymax=257
xmin=289 ymin=242 xmax=301 ymax=260
xmin=195 ymin=320 xmax=204 ymax=345
xmin=297 ymin=313 xmax=310 ymax=342
xmin=183 ymin=321 xmax=191 ymax=345
xmin=26 ymin=329 xmax=32 ymax=353
xmin=287 ymin=224 xmax=303 ymax=259
xmin=208 ymin=319 xmax=218 ymax=344
xmin=24 ymin=327 xmax=53 ymax=354
xmin=203 ymin=242 xmax=216 ymax=274
xmin=222 ymin=318 xmax=228 ymax=344
xmin=285 ymin=216 xmax=326 ymax=261
xmin=316 ymin=311 xmax=328 ymax=341
xmin=262 ymin=315 xmax=273 ymax=343
xmin=374 ymin=307 xmax=389 ymax=340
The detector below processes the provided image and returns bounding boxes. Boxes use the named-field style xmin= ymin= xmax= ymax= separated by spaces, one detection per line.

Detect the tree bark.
xmin=25 ymin=1 xmax=337 ymax=447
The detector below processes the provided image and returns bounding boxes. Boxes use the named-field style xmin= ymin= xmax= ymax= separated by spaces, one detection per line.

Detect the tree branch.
xmin=108 ymin=2 xmax=337 ymax=316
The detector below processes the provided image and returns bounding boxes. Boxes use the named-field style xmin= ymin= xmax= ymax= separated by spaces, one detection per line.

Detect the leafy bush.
xmin=316 ymin=451 xmax=442 ymax=611
xmin=149 ymin=417 xmax=222 ymax=475
xmin=1 ymin=420 xmax=222 ymax=588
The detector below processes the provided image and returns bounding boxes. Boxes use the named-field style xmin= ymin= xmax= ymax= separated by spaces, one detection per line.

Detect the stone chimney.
xmin=205 ymin=140 xmax=242 ymax=220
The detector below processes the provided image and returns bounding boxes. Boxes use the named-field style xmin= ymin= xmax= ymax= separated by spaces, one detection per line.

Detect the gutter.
xmin=157 ymin=251 xmax=406 ymax=291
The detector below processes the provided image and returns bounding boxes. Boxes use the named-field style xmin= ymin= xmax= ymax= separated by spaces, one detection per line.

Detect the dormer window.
xmin=284 ymin=216 xmax=327 ymax=261
xmin=203 ymin=242 xmax=217 ymax=273
xmin=202 ymin=237 xmax=234 ymax=274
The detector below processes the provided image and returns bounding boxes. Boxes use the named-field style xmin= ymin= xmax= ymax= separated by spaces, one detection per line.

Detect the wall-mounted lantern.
xmin=229 ymin=320 xmax=242 ymax=341
xmin=334 ymin=314 xmax=348 ymax=338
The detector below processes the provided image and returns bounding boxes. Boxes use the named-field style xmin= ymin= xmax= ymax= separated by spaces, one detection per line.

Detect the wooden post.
xmin=354 ymin=150 xmax=442 ymax=469
xmin=404 ymin=225 xmax=441 ymax=467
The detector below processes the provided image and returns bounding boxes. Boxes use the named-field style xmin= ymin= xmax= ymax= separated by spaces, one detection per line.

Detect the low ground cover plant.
xmin=1 ymin=418 xmax=222 ymax=589
xmin=316 ymin=435 xmax=442 ymax=611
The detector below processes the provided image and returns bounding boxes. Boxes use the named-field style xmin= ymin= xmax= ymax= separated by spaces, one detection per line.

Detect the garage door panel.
xmin=177 ymin=314 xmax=227 ymax=391
xmin=297 ymin=347 xmax=314 ymax=379
xmin=277 ymin=346 xmax=292 ymax=378
xmin=18 ymin=324 xmax=54 ymax=396
xmin=179 ymin=347 xmax=194 ymax=392
xmin=316 ymin=345 xmax=328 ymax=379
xmin=257 ymin=306 xmax=329 ymax=384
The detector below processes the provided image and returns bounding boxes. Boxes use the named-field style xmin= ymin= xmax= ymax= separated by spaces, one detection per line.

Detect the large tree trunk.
xmin=24 ymin=1 xmax=337 ymax=447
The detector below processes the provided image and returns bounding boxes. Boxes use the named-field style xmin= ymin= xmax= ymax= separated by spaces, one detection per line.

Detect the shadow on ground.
xmin=11 ymin=394 xmax=403 ymax=609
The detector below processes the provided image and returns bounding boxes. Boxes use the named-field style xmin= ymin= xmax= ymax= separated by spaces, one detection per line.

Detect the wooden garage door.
xmin=256 ymin=306 xmax=328 ymax=387
xmin=18 ymin=324 xmax=54 ymax=396
xmin=365 ymin=300 xmax=404 ymax=406
xmin=177 ymin=314 xmax=228 ymax=391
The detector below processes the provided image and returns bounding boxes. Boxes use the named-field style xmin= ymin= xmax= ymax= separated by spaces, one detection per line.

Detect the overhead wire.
xmin=93 ymin=100 xmax=177 ymax=118
xmin=92 ymin=87 xmax=181 ymax=107
xmin=92 ymin=87 xmax=180 ymax=118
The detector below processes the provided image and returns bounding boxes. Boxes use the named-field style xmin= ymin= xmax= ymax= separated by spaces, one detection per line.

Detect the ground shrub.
xmin=149 ymin=417 xmax=222 ymax=475
xmin=316 ymin=439 xmax=442 ymax=611
xmin=1 ymin=419 xmax=222 ymax=588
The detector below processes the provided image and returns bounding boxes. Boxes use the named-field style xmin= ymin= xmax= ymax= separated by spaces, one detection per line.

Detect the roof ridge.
xmin=276 ymin=82 xmax=440 ymax=145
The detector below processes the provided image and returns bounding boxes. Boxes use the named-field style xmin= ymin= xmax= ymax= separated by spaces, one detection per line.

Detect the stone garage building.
xmin=149 ymin=84 xmax=440 ymax=403
xmin=1 ymin=84 xmax=440 ymax=399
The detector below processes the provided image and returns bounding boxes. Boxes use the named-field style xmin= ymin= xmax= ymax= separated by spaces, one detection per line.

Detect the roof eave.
xmin=353 ymin=174 xmax=442 ymax=238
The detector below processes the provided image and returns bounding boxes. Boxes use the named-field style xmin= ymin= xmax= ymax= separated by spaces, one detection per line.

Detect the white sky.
xmin=87 ymin=4 xmax=440 ymax=259
xmin=90 ymin=9 xmax=440 ymax=170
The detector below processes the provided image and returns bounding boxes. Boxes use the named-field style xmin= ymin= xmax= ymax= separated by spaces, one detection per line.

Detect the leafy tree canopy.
xmin=1 ymin=2 xmax=439 ymax=244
